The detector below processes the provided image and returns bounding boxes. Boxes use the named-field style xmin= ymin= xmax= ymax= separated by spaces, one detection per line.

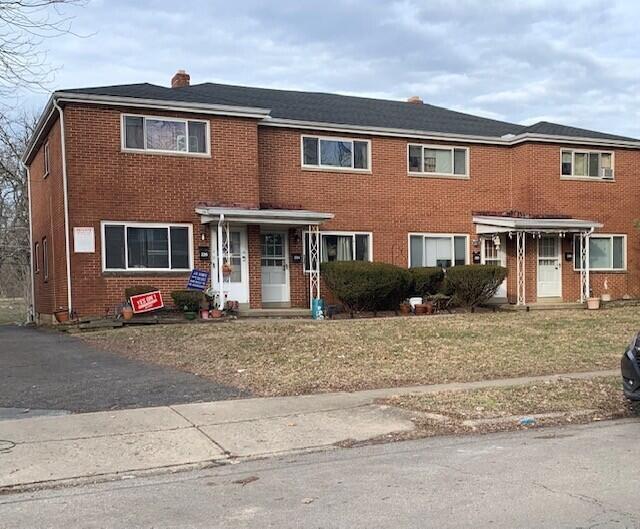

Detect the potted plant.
xmin=601 ymin=279 xmax=611 ymax=302
xmin=199 ymin=297 xmax=210 ymax=319
xmin=54 ymin=307 xmax=69 ymax=323
xmin=586 ymin=297 xmax=600 ymax=310
xmin=183 ymin=305 xmax=197 ymax=320
xmin=399 ymin=300 xmax=412 ymax=315
xmin=121 ymin=302 xmax=134 ymax=321
xmin=210 ymin=307 xmax=223 ymax=318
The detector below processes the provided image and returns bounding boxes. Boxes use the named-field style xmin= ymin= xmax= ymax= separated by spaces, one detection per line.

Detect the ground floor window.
xmin=101 ymin=222 xmax=192 ymax=271
xmin=573 ymin=234 xmax=626 ymax=271
xmin=409 ymin=233 xmax=468 ymax=268
xmin=304 ymin=231 xmax=372 ymax=271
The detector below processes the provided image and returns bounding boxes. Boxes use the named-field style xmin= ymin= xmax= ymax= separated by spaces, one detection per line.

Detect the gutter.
xmin=52 ymin=100 xmax=73 ymax=318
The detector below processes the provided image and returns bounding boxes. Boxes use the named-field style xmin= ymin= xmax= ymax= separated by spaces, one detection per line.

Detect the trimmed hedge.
xmin=409 ymin=267 xmax=444 ymax=297
xmin=170 ymin=289 xmax=206 ymax=312
xmin=443 ymin=265 xmax=507 ymax=308
xmin=124 ymin=285 xmax=158 ymax=301
xmin=321 ymin=261 xmax=412 ymax=313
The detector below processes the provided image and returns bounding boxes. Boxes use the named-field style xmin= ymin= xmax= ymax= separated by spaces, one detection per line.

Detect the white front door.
xmin=481 ymin=236 xmax=507 ymax=299
xmin=261 ymin=231 xmax=290 ymax=305
xmin=537 ymin=236 xmax=562 ymax=298
xmin=211 ymin=226 xmax=249 ymax=304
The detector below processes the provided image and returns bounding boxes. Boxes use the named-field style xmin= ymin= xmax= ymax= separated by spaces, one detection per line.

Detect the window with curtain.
xmin=573 ymin=235 xmax=625 ymax=271
xmin=304 ymin=232 xmax=371 ymax=271
xmin=302 ymin=135 xmax=370 ymax=170
xmin=561 ymin=149 xmax=614 ymax=179
xmin=408 ymin=144 xmax=468 ymax=177
xmin=103 ymin=222 xmax=192 ymax=271
xmin=409 ymin=234 xmax=467 ymax=268
xmin=123 ymin=115 xmax=209 ymax=154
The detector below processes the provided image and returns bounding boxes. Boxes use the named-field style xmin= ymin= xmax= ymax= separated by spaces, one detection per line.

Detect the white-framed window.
xmin=121 ymin=114 xmax=209 ymax=155
xmin=303 ymin=231 xmax=372 ymax=271
xmin=42 ymin=237 xmax=48 ymax=281
xmin=573 ymin=234 xmax=626 ymax=271
xmin=561 ymin=149 xmax=614 ymax=180
xmin=43 ymin=142 xmax=50 ymax=178
xmin=34 ymin=242 xmax=40 ymax=273
xmin=409 ymin=233 xmax=468 ymax=268
xmin=301 ymin=135 xmax=371 ymax=171
xmin=101 ymin=221 xmax=193 ymax=272
xmin=408 ymin=144 xmax=469 ymax=177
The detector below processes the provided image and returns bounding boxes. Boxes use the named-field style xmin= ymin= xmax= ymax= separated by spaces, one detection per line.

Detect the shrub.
xmin=124 ymin=285 xmax=158 ymax=301
xmin=170 ymin=289 xmax=205 ymax=312
xmin=443 ymin=265 xmax=507 ymax=309
xmin=320 ymin=261 xmax=412 ymax=314
xmin=409 ymin=267 xmax=444 ymax=297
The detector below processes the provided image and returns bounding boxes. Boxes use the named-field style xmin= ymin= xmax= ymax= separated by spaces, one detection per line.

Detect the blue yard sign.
xmin=187 ymin=269 xmax=210 ymax=291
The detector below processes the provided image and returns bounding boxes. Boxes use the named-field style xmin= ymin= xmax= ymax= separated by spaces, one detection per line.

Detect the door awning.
xmin=473 ymin=215 xmax=602 ymax=235
xmin=196 ymin=206 xmax=334 ymax=226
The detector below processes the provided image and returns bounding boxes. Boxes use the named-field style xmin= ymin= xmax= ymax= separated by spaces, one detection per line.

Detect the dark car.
xmin=621 ymin=332 xmax=640 ymax=404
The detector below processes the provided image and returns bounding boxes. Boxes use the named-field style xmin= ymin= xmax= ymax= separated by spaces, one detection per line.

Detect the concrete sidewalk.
xmin=0 ymin=369 xmax=617 ymax=490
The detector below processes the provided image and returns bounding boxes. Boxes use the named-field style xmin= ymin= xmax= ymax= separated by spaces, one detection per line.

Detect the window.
xmin=561 ymin=149 xmax=614 ymax=180
xmin=122 ymin=115 xmax=209 ymax=155
xmin=301 ymin=135 xmax=370 ymax=170
xmin=304 ymin=231 xmax=371 ymax=271
xmin=34 ymin=242 xmax=40 ymax=273
xmin=573 ymin=234 xmax=626 ymax=271
xmin=102 ymin=222 xmax=192 ymax=271
xmin=43 ymin=142 xmax=50 ymax=178
xmin=409 ymin=234 xmax=468 ymax=268
xmin=42 ymin=238 xmax=48 ymax=281
xmin=408 ymin=144 xmax=468 ymax=177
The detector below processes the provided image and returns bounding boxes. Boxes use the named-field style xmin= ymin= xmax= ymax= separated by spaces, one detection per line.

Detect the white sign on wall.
xmin=73 ymin=227 xmax=95 ymax=253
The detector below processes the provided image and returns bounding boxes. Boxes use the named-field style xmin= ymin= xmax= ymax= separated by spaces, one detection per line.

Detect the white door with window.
xmin=481 ymin=236 xmax=507 ymax=299
xmin=537 ymin=236 xmax=562 ymax=298
xmin=211 ymin=226 xmax=249 ymax=304
xmin=261 ymin=232 xmax=290 ymax=305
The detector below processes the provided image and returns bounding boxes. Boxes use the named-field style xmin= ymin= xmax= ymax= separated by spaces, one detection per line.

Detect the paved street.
xmin=0 ymin=325 xmax=247 ymax=419
xmin=3 ymin=419 xmax=640 ymax=529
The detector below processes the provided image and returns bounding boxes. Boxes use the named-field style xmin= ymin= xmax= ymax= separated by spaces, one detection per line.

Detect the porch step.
xmin=240 ymin=308 xmax=311 ymax=319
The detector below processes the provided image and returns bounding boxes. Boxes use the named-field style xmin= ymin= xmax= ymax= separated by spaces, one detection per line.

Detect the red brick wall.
xmin=27 ymin=103 xmax=640 ymax=316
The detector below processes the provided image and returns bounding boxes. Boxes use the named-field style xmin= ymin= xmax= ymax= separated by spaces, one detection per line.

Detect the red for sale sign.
xmin=129 ymin=291 xmax=164 ymax=314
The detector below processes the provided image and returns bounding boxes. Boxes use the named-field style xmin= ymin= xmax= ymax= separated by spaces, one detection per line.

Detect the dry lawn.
xmin=81 ymin=306 xmax=640 ymax=396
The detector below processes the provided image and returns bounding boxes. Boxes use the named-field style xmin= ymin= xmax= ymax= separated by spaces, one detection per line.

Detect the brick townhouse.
xmin=23 ymin=69 xmax=640 ymax=321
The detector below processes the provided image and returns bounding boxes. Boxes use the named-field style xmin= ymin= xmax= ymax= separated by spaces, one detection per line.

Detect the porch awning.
xmin=196 ymin=206 xmax=334 ymax=226
xmin=473 ymin=215 xmax=602 ymax=235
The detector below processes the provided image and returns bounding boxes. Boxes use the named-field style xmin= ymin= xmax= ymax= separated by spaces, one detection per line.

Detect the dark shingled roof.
xmin=59 ymin=82 xmax=638 ymax=142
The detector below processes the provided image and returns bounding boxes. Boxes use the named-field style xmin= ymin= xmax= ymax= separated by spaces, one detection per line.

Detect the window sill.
xmin=121 ymin=148 xmax=211 ymax=159
xmin=301 ymin=166 xmax=371 ymax=175
xmin=573 ymin=269 xmax=627 ymax=274
xmin=560 ymin=176 xmax=615 ymax=182
xmin=102 ymin=270 xmax=192 ymax=277
xmin=408 ymin=172 xmax=469 ymax=180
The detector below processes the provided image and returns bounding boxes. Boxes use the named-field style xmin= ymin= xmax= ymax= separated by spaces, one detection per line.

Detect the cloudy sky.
xmin=16 ymin=0 xmax=640 ymax=137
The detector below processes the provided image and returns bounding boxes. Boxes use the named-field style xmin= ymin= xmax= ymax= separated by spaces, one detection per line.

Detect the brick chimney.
xmin=407 ymin=95 xmax=423 ymax=104
xmin=171 ymin=69 xmax=190 ymax=88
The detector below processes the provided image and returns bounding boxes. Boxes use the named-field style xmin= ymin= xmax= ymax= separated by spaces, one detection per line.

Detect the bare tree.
xmin=0 ymin=0 xmax=86 ymax=95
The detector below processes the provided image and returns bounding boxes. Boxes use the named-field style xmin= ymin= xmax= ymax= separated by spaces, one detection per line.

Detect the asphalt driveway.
xmin=0 ymin=325 xmax=248 ymax=419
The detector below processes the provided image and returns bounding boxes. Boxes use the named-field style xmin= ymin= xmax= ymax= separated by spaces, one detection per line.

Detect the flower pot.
xmin=601 ymin=293 xmax=611 ymax=302
xmin=399 ymin=303 xmax=411 ymax=315
xmin=211 ymin=309 xmax=223 ymax=318
xmin=121 ymin=306 xmax=134 ymax=321
xmin=423 ymin=301 xmax=434 ymax=314
xmin=200 ymin=309 xmax=210 ymax=319
xmin=414 ymin=303 xmax=428 ymax=315
xmin=586 ymin=297 xmax=600 ymax=310
xmin=184 ymin=311 xmax=197 ymax=320
xmin=54 ymin=309 xmax=69 ymax=323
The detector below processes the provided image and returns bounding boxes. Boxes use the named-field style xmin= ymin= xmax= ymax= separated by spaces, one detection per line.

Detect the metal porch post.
xmin=216 ymin=214 xmax=225 ymax=310
xmin=517 ymin=231 xmax=526 ymax=306
xmin=308 ymin=224 xmax=320 ymax=310
xmin=580 ymin=230 xmax=591 ymax=303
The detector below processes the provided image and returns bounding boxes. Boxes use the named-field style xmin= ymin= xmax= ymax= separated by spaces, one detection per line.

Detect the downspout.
xmin=23 ymin=164 xmax=35 ymax=322
xmin=52 ymin=99 xmax=73 ymax=317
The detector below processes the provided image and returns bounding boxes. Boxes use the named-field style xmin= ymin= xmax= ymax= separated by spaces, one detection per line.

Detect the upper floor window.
xmin=304 ymin=231 xmax=371 ymax=271
xmin=408 ymin=144 xmax=468 ymax=177
xmin=122 ymin=115 xmax=209 ymax=155
xmin=102 ymin=221 xmax=192 ymax=272
xmin=409 ymin=233 xmax=468 ymax=268
xmin=561 ymin=149 xmax=614 ymax=180
xmin=573 ymin=234 xmax=625 ymax=271
xmin=43 ymin=142 xmax=50 ymax=178
xmin=301 ymin=135 xmax=370 ymax=171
